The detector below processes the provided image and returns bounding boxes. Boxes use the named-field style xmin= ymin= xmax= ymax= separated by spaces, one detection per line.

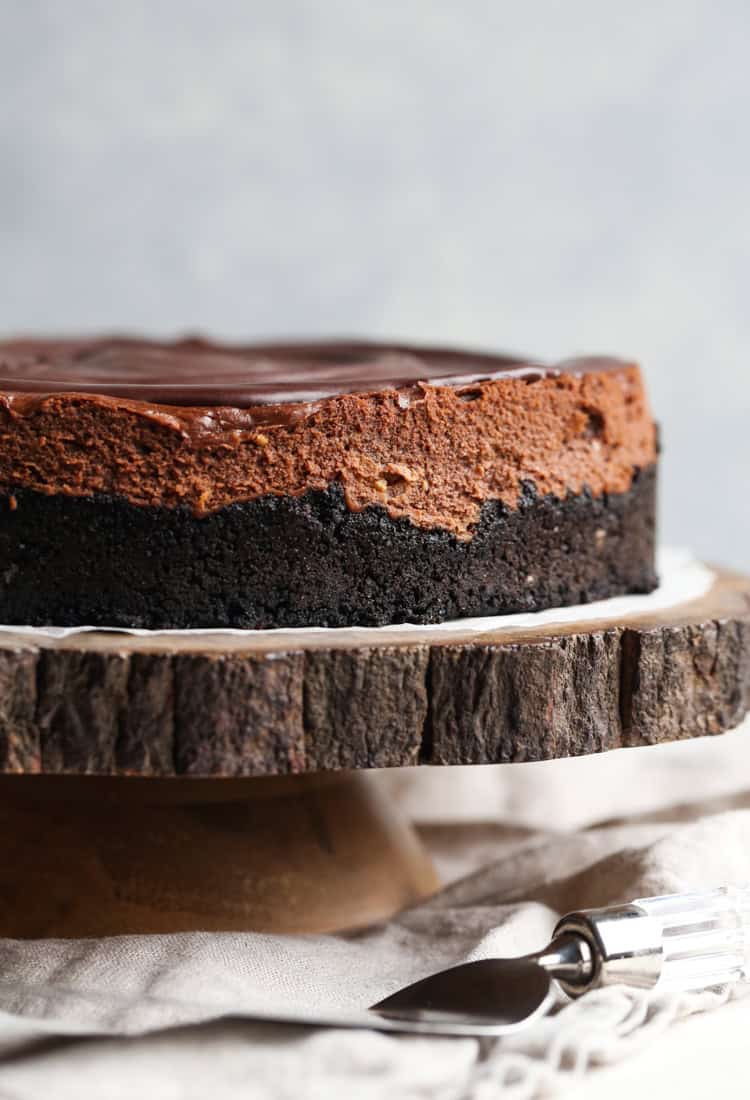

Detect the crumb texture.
xmin=0 ymin=468 xmax=656 ymax=629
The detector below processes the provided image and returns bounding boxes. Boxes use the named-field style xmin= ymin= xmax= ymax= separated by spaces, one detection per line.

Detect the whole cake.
xmin=0 ymin=338 xmax=658 ymax=629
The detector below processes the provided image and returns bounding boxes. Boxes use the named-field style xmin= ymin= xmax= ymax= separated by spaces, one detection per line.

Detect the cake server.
xmin=369 ymin=886 xmax=750 ymax=1032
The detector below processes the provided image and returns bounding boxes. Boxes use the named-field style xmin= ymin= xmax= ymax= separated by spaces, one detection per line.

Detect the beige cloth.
xmin=2 ymin=723 xmax=750 ymax=1098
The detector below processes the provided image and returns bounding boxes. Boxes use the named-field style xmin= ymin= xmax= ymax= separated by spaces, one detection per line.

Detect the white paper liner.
xmin=0 ymin=547 xmax=714 ymax=645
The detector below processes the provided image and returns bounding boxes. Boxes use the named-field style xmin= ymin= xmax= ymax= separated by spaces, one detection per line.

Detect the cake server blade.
xmin=370 ymin=956 xmax=555 ymax=1032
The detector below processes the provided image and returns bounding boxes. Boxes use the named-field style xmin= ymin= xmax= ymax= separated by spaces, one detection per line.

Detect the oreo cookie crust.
xmin=0 ymin=468 xmax=656 ymax=629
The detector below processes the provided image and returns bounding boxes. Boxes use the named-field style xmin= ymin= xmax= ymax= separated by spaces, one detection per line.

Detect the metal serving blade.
xmin=370 ymin=957 xmax=555 ymax=1033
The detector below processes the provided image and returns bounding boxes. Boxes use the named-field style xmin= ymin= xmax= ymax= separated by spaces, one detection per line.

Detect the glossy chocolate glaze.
xmin=0 ymin=336 xmax=628 ymax=413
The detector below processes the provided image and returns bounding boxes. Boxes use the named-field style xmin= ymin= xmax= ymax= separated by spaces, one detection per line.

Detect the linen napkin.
xmin=1 ymin=719 xmax=750 ymax=1098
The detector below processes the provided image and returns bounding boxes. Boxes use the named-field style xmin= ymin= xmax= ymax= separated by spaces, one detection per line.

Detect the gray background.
xmin=1 ymin=0 xmax=748 ymax=567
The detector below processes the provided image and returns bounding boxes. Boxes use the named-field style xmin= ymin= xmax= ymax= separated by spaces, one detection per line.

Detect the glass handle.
xmin=634 ymin=886 xmax=750 ymax=992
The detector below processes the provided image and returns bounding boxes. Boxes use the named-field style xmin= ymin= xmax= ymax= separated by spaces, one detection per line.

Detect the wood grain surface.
xmin=1 ymin=567 xmax=748 ymax=777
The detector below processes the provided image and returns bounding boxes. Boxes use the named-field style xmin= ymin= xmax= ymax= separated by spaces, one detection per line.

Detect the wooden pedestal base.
xmin=0 ymin=772 xmax=439 ymax=938
xmin=0 ymin=562 xmax=746 ymax=939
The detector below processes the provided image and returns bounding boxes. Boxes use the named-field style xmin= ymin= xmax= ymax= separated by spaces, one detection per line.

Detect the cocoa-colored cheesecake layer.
xmin=0 ymin=338 xmax=656 ymax=538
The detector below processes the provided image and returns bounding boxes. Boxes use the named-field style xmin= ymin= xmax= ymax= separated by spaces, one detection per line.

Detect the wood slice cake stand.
xmin=1 ymin=564 xmax=749 ymax=939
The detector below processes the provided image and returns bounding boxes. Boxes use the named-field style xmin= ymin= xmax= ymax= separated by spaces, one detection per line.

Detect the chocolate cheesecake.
xmin=0 ymin=338 xmax=658 ymax=629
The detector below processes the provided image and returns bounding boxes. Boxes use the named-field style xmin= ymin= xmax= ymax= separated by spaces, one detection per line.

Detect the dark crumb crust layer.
xmin=0 ymin=467 xmax=657 ymax=629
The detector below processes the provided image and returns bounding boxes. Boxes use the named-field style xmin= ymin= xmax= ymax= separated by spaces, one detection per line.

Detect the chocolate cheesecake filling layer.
xmin=0 ymin=469 xmax=657 ymax=629
xmin=0 ymin=338 xmax=656 ymax=538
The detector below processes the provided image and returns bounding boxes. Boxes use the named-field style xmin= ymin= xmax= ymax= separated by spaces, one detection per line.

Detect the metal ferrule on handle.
xmin=553 ymin=886 xmax=750 ymax=998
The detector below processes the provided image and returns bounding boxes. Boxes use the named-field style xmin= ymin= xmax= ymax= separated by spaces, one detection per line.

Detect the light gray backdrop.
xmin=1 ymin=1 xmax=748 ymax=566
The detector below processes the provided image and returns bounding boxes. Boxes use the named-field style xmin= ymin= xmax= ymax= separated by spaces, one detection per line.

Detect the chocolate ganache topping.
xmin=0 ymin=336 xmax=626 ymax=423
